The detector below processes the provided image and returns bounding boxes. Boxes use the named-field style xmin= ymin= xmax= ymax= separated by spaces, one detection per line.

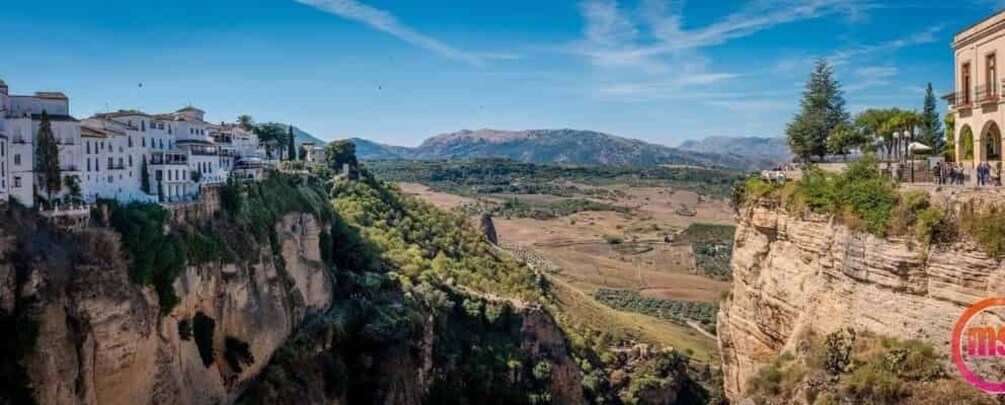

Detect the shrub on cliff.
xmin=960 ymin=204 xmax=1005 ymax=259
xmin=108 ymin=202 xmax=186 ymax=313
xmin=748 ymin=330 xmax=981 ymax=405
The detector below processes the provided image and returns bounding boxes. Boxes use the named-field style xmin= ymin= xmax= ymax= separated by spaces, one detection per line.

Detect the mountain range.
xmin=342 ymin=129 xmax=785 ymax=170
xmin=677 ymin=136 xmax=790 ymax=163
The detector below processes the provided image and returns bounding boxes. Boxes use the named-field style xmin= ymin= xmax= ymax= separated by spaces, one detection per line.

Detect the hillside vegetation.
xmin=369 ymin=158 xmax=744 ymax=200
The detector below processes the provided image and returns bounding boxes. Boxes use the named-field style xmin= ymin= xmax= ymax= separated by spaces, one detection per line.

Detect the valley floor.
xmin=398 ymin=181 xmax=733 ymax=358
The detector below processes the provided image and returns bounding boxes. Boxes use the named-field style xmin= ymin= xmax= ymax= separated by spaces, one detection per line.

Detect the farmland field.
xmin=387 ymin=160 xmax=738 ymax=354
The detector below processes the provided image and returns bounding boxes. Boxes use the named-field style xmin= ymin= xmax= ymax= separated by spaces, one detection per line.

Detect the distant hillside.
xmin=354 ymin=129 xmax=774 ymax=170
xmin=350 ymin=137 xmax=413 ymax=160
xmin=259 ymin=123 xmax=326 ymax=146
xmin=678 ymin=136 xmax=789 ymax=164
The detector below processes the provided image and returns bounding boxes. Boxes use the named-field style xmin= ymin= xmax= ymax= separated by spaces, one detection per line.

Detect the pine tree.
xmin=141 ymin=156 xmax=151 ymax=194
xmin=35 ymin=111 xmax=62 ymax=205
xmin=787 ymin=59 xmax=849 ymax=160
xmin=287 ymin=125 xmax=296 ymax=161
xmin=920 ymin=83 xmax=944 ymax=155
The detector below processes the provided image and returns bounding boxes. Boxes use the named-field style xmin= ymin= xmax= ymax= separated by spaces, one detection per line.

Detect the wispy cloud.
xmin=845 ymin=66 xmax=898 ymax=92
xmin=829 ymin=24 xmax=943 ymax=65
xmin=296 ymin=0 xmax=486 ymax=66
xmin=573 ymin=0 xmax=876 ymax=100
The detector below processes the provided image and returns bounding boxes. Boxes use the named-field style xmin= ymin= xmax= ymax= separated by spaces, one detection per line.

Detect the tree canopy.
xmin=237 ymin=115 xmax=255 ymax=132
xmin=254 ymin=123 xmax=287 ymax=159
xmin=786 ymin=59 xmax=850 ymax=160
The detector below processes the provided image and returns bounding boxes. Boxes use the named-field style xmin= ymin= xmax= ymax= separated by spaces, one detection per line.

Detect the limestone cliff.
xmin=717 ymin=198 xmax=1004 ymax=401
xmin=3 ymin=212 xmax=333 ymax=405
xmin=2 ymin=208 xmax=588 ymax=405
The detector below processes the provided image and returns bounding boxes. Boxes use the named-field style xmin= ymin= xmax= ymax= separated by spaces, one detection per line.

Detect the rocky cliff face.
xmin=3 ymin=208 xmax=587 ymax=405
xmin=3 ymin=212 xmax=333 ymax=405
xmin=718 ymin=200 xmax=1004 ymax=400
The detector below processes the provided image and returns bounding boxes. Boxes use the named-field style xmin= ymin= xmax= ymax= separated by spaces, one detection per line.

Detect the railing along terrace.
xmin=944 ymin=91 xmax=971 ymax=107
xmin=977 ymin=83 xmax=1000 ymax=104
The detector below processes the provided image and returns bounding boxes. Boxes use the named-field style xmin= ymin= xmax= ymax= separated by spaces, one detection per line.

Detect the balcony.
xmin=977 ymin=83 xmax=1000 ymax=105
xmin=944 ymin=91 xmax=972 ymax=109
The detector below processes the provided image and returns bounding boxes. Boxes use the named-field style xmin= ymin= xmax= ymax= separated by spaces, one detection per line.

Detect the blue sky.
xmin=1 ymin=0 xmax=1002 ymax=146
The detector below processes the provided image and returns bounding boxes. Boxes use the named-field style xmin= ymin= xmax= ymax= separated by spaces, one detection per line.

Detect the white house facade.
xmin=0 ymin=78 xmax=285 ymax=208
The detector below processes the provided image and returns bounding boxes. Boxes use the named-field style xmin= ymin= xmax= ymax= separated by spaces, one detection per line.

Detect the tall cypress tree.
xmin=35 ymin=111 xmax=62 ymax=204
xmin=786 ymin=59 xmax=849 ymax=160
xmin=287 ymin=125 xmax=296 ymax=161
xmin=140 ymin=156 xmax=151 ymax=194
xmin=920 ymin=83 xmax=944 ymax=155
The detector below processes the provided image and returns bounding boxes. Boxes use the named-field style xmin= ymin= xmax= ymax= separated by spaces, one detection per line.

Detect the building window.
xmin=87 ymin=159 xmax=91 ymax=172
xmin=14 ymin=177 xmax=20 ymax=188
xmin=141 ymin=121 xmax=146 ymax=132
xmin=128 ymin=137 xmax=133 ymax=148
xmin=142 ymin=137 xmax=146 ymax=148
xmin=159 ymin=139 xmax=164 ymax=149
xmin=156 ymin=170 xmax=162 ymax=181
xmin=86 ymin=142 xmax=91 ymax=154
xmin=129 ymin=155 xmax=133 ymax=167
xmin=14 ymin=154 xmax=20 ymax=165
xmin=107 ymin=157 xmax=113 ymax=168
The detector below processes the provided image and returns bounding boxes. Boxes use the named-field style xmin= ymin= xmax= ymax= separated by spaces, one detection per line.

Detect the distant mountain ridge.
xmin=351 ymin=129 xmax=777 ymax=170
xmin=677 ymin=136 xmax=790 ymax=163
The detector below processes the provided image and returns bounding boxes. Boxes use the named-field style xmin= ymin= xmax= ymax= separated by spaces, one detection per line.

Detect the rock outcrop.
xmin=718 ymin=202 xmax=1005 ymax=401
xmin=6 ymin=212 xmax=332 ymax=405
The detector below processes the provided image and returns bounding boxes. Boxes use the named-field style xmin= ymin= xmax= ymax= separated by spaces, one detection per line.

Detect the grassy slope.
xmin=545 ymin=274 xmax=718 ymax=361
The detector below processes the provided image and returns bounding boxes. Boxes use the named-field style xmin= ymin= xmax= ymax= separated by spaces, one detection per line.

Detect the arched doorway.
xmin=982 ymin=120 xmax=1002 ymax=162
xmin=958 ymin=124 xmax=975 ymax=163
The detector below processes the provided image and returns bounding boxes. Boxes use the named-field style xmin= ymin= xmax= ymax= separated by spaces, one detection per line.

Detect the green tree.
xmin=35 ymin=111 xmax=62 ymax=205
xmin=237 ymin=115 xmax=254 ymax=132
xmin=787 ymin=59 xmax=850 ymax=160
xmin=920 ymin=83 xmax=944 ymax=155
xmin=827 ymin=123 xmax=863 ymax=161
xmin=287 ymin=125 xmax=296 ymax=161
xmin=254 ymin=123 xmax=286 ymax=160
xmin=888 ymin=110 xmax=921 ymax=159
xmin=63 ymin=175 xmax=82 ymax=203
xmin=326 ymin=140 xmax=359 ymax=175
xmin=140 ymin=156 xmax=151 ymax=194
xmin=854 ymin=108 xmax=895 ymax=155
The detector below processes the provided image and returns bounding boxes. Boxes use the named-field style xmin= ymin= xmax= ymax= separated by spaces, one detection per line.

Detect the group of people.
xmin=931 ymin=161 xmax=1002 ymax=186
xmin=974 ymin=161 xmax=1001 ymax=186
xmin=932 ymin=162 xmax=968 ymax=185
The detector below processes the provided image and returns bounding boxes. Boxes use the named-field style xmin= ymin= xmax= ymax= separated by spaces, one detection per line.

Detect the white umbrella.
xmin=908 ymin=142 xmax=932 ymax=154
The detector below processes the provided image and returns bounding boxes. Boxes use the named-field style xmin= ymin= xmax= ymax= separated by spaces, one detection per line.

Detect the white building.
xmin=301 ymin=142 xmax=325 ymax=163
xmin=0 ymin=80 xmax=83 ymax=207
xmin=0 ymin=77 xmax=275 ymax=207
xmin=80 ymin=117 xmax=149 ymax=203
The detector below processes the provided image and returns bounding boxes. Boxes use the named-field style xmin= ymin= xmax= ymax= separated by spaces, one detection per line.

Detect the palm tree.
xmin=237 ymin=115 xmax=254 ymax=132
xmin=896 ymin=110 xmax=921 ymax=161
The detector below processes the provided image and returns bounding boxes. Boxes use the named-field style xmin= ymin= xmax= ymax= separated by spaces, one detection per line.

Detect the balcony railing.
xmin=150 ymin=158 xmax=189 ymax=165
xmin=977 ymin=83 xmax=1000 ymax=105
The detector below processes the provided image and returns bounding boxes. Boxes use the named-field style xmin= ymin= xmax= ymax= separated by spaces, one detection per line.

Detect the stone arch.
xmin=981 ymin=120 xmax=1002 ymax=162
xmin=958 ymin=124 xmax=975 ymax=163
